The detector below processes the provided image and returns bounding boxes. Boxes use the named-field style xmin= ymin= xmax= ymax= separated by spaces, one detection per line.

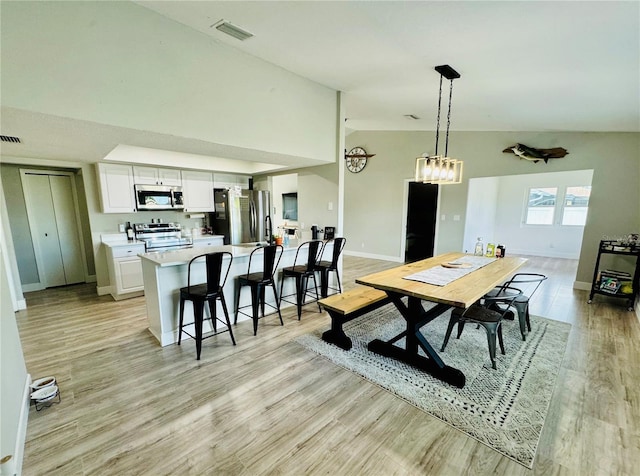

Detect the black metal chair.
xmin=178 ymin=251 xmax=235 ymax=360
xmin=279 ymin=240 xmax=323 ymax=320
xmin=485 ymin=273 xmax=548 ymax=340
xmin=234 ymin=244 xmax=284 ymax=336
xmin=315 ymin=237 xmax=346 ymax=298
xmin=440 ymin=286 xmax=522 ymax=369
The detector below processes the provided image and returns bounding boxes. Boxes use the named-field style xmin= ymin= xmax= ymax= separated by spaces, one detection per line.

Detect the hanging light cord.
xmin=445 ymin=78 xmax=454 ymax=157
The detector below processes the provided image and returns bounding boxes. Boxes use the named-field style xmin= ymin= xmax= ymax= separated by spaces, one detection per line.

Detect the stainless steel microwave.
xmin=134 ymin=184 xmax=184 ymax=211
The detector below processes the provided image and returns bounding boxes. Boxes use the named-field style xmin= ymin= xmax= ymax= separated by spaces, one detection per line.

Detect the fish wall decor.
xmin=503 ymin=143 xmax=569 ymax=163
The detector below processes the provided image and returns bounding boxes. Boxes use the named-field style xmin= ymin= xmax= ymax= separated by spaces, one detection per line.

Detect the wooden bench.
xmin=319 ymin=286 xmax=391 ymax=350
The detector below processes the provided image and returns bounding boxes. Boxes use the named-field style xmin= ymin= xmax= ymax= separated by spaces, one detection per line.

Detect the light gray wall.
xmin=1 ymin=0 xmax=337 ymax=164
xmin=345 ymin=131 xmax=640 ymax=284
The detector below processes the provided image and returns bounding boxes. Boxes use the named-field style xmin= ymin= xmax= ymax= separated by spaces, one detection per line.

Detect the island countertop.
xmin=139 ymin=243 xmax=299 ymax=267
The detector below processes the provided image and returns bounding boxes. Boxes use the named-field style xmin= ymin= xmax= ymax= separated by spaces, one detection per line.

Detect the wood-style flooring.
xmin=16 ymin=255 xmax=640 ymax=475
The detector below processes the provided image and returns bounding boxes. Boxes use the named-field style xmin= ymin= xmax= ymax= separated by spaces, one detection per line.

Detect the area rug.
xmin=295 ymin=304 xmax=571 ymax=468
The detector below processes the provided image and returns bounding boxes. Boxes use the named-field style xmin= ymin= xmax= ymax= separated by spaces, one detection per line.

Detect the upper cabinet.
xmin=182 ymin=170 xmax=215 ymax=212
xmin=213 ymin=173 xmax=250 ymax=190
xmin=133 ymin=166 xmax=182 ymax=186
xmin=96 ymin=163 xmax=137 ymax=214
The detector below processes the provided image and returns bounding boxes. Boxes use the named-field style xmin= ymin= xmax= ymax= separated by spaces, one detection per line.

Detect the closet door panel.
xmin=50 ymin=175 xmax=85 ymax=284
xmin=25 ymin=174 xmax=66 ymax=287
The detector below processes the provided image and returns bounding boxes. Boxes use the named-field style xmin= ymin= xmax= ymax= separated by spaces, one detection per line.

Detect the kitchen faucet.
xmin=265 ymin=215 xmax=273 ymax=245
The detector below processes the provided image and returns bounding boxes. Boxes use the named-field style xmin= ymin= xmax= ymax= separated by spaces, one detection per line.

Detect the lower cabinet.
xmin=106 ymin=243 xmax=145 ymax=300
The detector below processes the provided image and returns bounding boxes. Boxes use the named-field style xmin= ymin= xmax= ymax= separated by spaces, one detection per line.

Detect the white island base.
xmin=140 ymin=242 xmax=334 ymax=346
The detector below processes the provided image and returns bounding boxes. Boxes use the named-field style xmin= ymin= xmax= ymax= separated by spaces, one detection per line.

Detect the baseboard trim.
xmin=344 ymin=250 xmax=402 ymax=262
xmin=509 ymin=248 xmax=580 ymax=260
xmin=21 ymin=283 xmax=44 ymax=293
xmin=573 ymin=281 xmax=591 ymax=291
xmin=16 ymin=298 xmax=27 ymax=310
xmin=96 ymin=285 xmax=113 ymax=296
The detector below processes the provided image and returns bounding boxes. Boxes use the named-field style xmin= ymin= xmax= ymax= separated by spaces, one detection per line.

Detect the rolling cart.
xmin=588 ymin=239 xmax=639 ymax=311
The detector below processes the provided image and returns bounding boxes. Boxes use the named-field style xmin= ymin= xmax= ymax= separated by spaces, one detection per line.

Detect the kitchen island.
xmin=140 ymin=241 xmax=334 ymax=346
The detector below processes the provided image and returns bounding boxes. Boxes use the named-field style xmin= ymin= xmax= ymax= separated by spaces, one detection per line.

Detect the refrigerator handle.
xmin=250 ymin=200 xmax=256 ymax=239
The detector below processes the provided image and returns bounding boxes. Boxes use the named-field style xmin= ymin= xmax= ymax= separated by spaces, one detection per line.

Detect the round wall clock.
xmin=346 ymin=146 xmax=369 ymax=173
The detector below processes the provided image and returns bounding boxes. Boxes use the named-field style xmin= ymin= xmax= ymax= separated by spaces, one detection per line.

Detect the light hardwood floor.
xmin=16 ymin=255 xmax=640 ymax=475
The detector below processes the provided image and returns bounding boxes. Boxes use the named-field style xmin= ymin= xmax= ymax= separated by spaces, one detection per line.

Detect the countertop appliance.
xmin=134 ymin=184 xmax=184 ymax=211
xmin=134 ymin=222 xmax=192 ymax=251
xmin=210 ymin=189 xmax=271 ymax=245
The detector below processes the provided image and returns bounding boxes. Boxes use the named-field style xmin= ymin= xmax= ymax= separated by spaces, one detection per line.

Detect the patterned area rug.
xmin=295 ymin=304 xmax=570 ymax=468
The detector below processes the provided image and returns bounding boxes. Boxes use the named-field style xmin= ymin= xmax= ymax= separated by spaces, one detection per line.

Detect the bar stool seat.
xmin=315 ymin=237 xmax=346 ymax=298
xmin=234 ymin=244 xmax=284 ymax=335
xmin=178 ymin=251 xmax=235 ymax=360
xmin=279 ymin=240 xmax=323 ymax=320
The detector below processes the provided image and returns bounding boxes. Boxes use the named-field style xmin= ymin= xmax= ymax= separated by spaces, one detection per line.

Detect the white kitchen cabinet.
xmin=96 ymin=163 xmax=137 ymax=213
xmin=133 ymin=166 xmax=182 ymax=186
xmin=213 ymin=173 xmax=251 ymax=190
xmin=182 ymin=170 xmax=215 ymax=212
xmin=192 ymin=236 xmax=224 ymax=248
xmin=105 ymin=243 xmax=146 ymax=300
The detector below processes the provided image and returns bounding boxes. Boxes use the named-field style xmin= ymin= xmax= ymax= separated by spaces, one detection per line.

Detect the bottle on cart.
xmin=474 ymin=237 xmax=484 ymax=256
xmin=126 ymin=222 xmax=134 ymax=241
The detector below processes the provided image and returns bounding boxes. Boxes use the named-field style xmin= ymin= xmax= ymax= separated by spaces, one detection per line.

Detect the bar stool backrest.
xmin=293 ymin=240 xmax=322 ymax=272
xmin=325 ymin=237 xmax=346 ymax=268
xmin=187 ymin=251 xmax=233 ymax=294
xmin=247 ymin=244 xmax=283 ymax=280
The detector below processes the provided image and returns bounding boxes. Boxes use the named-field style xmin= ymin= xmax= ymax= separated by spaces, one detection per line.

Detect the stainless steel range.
xmin=133 ymin=222 xmax=192 ymax=251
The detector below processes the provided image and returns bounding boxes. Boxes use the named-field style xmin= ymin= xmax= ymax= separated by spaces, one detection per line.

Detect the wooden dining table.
xmin=356 ymin=252 xmax=527 ymax=388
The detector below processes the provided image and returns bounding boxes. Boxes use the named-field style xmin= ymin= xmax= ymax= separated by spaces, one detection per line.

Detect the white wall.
xmin=464 ymin=177 xmax=499 ymax=253
xmin=1 ymin=1 xmax=338 ymax=165
xmin=493 ymin=170 xmax=593 ymax=259
xmin=0 ymin=250 xmax=29 ymax=476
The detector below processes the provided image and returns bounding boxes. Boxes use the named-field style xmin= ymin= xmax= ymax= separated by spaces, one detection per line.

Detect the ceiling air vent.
xmin=0 ymin=135 xmax=21 ymax=143
xmin=212 ymin=20 xmax=254 ymax=41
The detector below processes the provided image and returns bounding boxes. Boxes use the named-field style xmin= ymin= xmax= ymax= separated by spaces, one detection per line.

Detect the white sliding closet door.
xmin=22 ymin=172 xmax=85 ymax=287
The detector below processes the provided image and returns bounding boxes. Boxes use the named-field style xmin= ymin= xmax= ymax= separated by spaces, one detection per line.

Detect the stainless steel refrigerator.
xmin=211 ymin=189 xmax=271 ymax=245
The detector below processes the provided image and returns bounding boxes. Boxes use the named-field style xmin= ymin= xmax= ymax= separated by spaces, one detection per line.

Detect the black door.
xmin=405 ymin=182 xmax=438 ymax=263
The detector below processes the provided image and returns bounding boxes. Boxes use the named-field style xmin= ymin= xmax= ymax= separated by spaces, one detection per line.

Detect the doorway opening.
xmin=404 ymin=182 xmax=439 ymax=263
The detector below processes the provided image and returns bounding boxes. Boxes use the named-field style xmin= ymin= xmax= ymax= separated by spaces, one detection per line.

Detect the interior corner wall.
xmin=0 ymin=0 xmax=337 ymax=164
xmin=345 ymin=131 xmax=640 ymax=284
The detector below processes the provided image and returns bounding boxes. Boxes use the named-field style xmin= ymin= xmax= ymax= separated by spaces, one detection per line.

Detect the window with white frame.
xmin=525 ymin=187 xmax=557 ymax=225
xmin=561 ymin=186 xmax=591 ymax=226
xmin=525 ymin=185 xmax=591 ymax=226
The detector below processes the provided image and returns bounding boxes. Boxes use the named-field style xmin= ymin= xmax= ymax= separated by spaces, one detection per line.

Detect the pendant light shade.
xmin=415 ymin=65 xmax=463 ymax=185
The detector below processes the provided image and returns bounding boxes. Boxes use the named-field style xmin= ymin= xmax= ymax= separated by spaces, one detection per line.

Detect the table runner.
xmin=403 ymin=255 xmax=497 ymax=286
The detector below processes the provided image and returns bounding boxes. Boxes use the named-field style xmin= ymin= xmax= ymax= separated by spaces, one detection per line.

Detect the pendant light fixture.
xmin=415 ymin=65 xmax=463 ymax=185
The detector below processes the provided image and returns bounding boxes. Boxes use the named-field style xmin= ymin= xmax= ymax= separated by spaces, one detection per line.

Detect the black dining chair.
xmin=178 ymin=251 xmax=235 ymax=360
xmin=279 ymin=240 xmax=323 ymax=320
xmin=485 ymin=273 xmax=548 ymax=341
xmin=440 ymin=286 xmax=522 ymax=369
xmin=234 ymin=244 xmax=284 ymax=336
xmin=315 ymin=237 xmax=346 ymax=298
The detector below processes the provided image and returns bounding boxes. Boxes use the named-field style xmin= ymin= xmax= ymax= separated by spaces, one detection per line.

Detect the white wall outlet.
xmin=361 ymin=242 xmax=365 ymax=248
xmin=441 ymin=214 xmax=446 ymax=221
xmin=328 ymin=201 xmax=334 ymax=211
xmin=300 ymin=222 xmax=305 ymax=229
xmin=453 ymin=215 xmax=461 ymax=221
xmin=118 ymin=223 xmax=125 ymax=233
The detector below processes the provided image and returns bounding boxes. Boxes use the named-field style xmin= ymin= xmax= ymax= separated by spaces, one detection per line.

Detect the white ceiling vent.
xmin=0 ymin=135 xmax=21 ymax=143
xmin=212 ymin=20 xmax=254 ymax=41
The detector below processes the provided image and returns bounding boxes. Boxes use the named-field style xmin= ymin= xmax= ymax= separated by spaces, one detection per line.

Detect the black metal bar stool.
xmin=315 ymin=237 xmax=346 ymax=298
xmin=178 ymin=251 xmax=235 ymax=360
xmin=234 ymin=244 xmax=284 ymax=335
xmin=279 ymin=240 xmax=322 ymax=320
